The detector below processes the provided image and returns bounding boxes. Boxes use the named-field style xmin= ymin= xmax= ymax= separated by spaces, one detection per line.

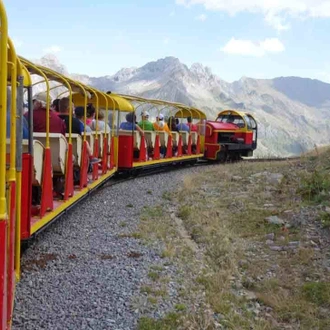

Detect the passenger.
xmin=108 ymin=111 xmax=116 ymax=130
xmin=138 ymin=111 xmax=154 ymax=131
xmin=187 ymin=116 xmax=198 ymax=132
xmin=74 ymin=107 xmax=92 ymax=133
xmin=153 ymin=114 xmax=171 ymax=133
xmin=52 ymin=99 xmax=60 ymax=113
xmin=86 ymin=103 xmax=95 ymax=127
xmin=120 ymin=112 xmax=144 ymax=135
xmin=24 ymin=91 xmax=66 ymax=135
xmin=91 ymin=110 xmax=111 ymax=133
xmin=58 ymin=97 xmax=99 ymax=164
xmin=58 ymin=97 xmax=83 ymax=134
xmin=176 ymin=118 xmax=190 ymax=132
xmin=168 ymin=116 xmax=178 ymax=132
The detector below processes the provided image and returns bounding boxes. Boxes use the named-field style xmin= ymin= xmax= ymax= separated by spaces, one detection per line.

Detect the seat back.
xmin=118 ymin=130 xmax=144 ymax=149
xmin=171 ymin=132 xmax=179 ymax=147
xmin=33 ymin=133 xmax=68 ymax=174
xmin=85 ymin=132 xmax=94 ymax=155
xmin=191 ymin=132 xmax=198 ymax=145
xmin=158 ymin=131 xmax=169 ymax=147
xmin=92 ymin=131 xmax=103 ymax=156
xmin=180 ymin=131 xmax=189 ymax=146
xmin=144 ymin=131 xmax=158 ymax=148
xmin=66 ymin=133 xmax=82 ymax=166
xmin=33 ymin=140 xmax=45 ymax=185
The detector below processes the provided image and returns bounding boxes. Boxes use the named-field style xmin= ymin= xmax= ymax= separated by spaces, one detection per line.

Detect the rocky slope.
xmin=33 ymin=54 xmax=330 ymax=157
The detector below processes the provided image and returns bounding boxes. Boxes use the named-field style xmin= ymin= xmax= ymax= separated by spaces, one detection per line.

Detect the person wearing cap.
xmin=153 ymin=114 xmax=170 ymax=133
xmin=138 ymin=111 xmax=154 ymax=131
xmin=24 ymin=91 xmax=66 ymax=135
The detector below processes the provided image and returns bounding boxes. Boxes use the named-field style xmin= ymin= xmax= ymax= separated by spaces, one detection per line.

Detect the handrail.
xmin=0 ymin=0 xmax=8 ymax=217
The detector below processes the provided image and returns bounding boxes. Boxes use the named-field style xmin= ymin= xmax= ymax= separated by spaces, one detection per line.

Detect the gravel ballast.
xmin=12 ymin=165 xmax=210 ymax=330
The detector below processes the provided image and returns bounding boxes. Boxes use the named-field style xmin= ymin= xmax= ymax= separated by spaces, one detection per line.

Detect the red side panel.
xmin=64 ymin=144 xmax=74 ymax=200
xmin=7 ymin=182 xmax=16 ymax=324
xmin=0 ymin=220 xmax=7 ymax=330
xmin=109 ymin=137 xmax=115 ymax=169
xmin=205 ymin=144 xmax=221 ymax=160
xmin=118 ymin=136 xmax=133 ymax=168
xmin=244 ymin=132 xmax=253 ymax=144
xmin=177 ymin=136 xmax=183 ymax=157
xmin=166 ymin=135 xmax=172 ymax=158
xmin=40 ymin=148 xmax=53 ymax=217
xmin=80 ymin=142 xmax=89 ymax=189
xmin=21 ymin=154 xmax=32 ymax=239
xmin=102 ymin=137 xmax=108 ymax=174
xmin=196 ymin=135 xmax=201 ymax=154
xmin=92 ymin=138 xmax=99 ymax=181
xmin=187 ymin=135 xmax=192 ymax=155
xmin=139 ymin=137 xmax=147 ymax=162
xmin=153 ymin=136 xmax=160 ymax=160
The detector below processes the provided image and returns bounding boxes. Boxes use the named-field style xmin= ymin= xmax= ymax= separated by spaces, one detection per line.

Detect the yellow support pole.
xmin=0 ymin=0 xmax=8 ymax=218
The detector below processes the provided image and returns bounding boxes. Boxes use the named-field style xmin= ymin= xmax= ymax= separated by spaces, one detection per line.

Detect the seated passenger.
xmin=52 ymin=99 xmax=60 ymax=113
xmin=153 ymin=114 xmax=171 ymax=133
xmin=187 ymin=116 xmax=198 ymax=132
xmin=74 ymin=107 xmax=92 ymax=133
xmin=138 ymin=111 xmax=154 ymax=131
xmin=86 ymin=103 xmax=95 ymax=127
xmin=176 ymin=118 xmax=190 ymax=132
xmin=58 ymin=97 xmax=99 ymax=165
xmin=91 ymin=110 xmax=111 ymax=133
xmin=58 ymin=97 xmax=83 ymax=134
xmin=168 ymin=116 xmax=179 ymax=132
xmin=120 ymin=113 xmax=144 ymax=135
xmin=24 ymin=92 xmax=66 ymax=135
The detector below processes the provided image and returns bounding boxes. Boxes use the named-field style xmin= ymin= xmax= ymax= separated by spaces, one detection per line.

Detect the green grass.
xmin=302 ymin=282 xmax=330 ymax=307
xmin=148 ymin=271 xmax=161 ymax=281
xmin=138 ymin=313 xmax=183 ymax=330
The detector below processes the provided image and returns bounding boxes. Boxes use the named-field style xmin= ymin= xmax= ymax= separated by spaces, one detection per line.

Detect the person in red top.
xmin=187 ymin=116 xmax=198 ymax=132
xmin=25 ymin=92 xmax=66 ymax=135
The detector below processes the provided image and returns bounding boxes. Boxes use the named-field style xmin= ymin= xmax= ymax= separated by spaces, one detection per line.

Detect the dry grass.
xmin=171 ymin=148 xmax=330 ymax=329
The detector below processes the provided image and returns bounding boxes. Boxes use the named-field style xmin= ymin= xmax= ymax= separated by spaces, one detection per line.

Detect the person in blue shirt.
xmin=175 ymin=118 xmax=190 ymax=132
xmin=120 ymin=113 xmax=144 ymax=135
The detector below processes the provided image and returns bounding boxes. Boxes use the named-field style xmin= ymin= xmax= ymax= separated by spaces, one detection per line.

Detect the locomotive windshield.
xmin=216 ymin=114 xmax=245 ymax=128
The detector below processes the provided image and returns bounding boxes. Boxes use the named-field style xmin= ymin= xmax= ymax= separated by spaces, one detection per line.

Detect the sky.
xmin=4 ymin=0 xmax=330 ymax=82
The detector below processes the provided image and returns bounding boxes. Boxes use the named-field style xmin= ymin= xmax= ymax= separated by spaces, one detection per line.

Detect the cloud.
xmin=43 ymin=45 xmax=62 ymax=53
xmin=196 ymin=14 xmax=207 ymax=21
xmin=221 ymin=38 xmax=285 ymax=57
xmin=176 ymin=0 xmax=330 ymax=30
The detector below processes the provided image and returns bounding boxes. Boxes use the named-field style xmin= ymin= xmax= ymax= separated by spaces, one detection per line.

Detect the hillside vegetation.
xmin=136 ymin=147 xmax=330 ymax=329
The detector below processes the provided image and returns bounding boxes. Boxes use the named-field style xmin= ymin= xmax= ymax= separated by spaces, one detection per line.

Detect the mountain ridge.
xmin=33 ymin=54 xmax=330 ymax=157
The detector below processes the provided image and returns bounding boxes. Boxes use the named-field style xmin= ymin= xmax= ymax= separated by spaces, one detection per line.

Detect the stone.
xmin=232 ymin=176 xmax=243 ymax=181
xmin=288 ymin=241 xmax=300 ymax=247
xmin=267 ymin=173 xmax=284 ymax=185
xmin=264 ymin=204 xmax=274 ymax=207
xmin=266 ymin=233 xmax=275 ymax=240
xmin=244 ymin=291 xmax=257 ymax=301
xmin=266 ymin=240 xmax=274 ymax=245
xmin=265 ymin=216 xmax=285 ymax=225
xmin=269 ymin=246 xmax=283 ymax=251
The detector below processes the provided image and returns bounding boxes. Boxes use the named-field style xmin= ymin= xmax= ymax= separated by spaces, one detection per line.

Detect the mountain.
xmin=34 ymin=54 xmax=330 ymax=157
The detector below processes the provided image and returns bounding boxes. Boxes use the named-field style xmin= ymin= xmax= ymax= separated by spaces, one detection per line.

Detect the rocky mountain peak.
xmin=36 ymin=54 xmax=68 ymax=75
